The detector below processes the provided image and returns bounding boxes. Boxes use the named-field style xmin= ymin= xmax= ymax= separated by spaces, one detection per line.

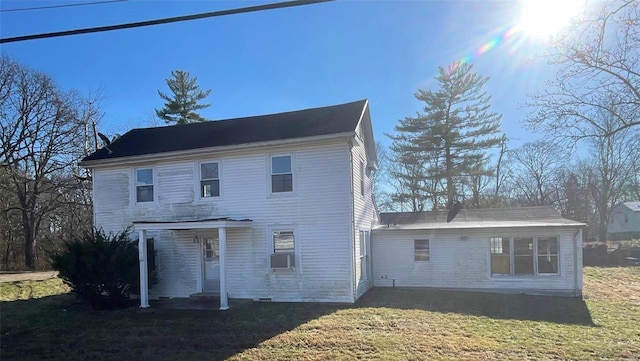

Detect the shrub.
xmin=51 ymin=228 xmax=156 ymax=309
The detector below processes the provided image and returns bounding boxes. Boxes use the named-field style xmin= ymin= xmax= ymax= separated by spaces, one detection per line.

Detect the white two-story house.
xmin=80 ymin=100 xmax=378 ymax=309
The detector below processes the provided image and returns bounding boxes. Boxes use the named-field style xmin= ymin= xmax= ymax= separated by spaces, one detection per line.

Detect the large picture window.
xmin=271 ymin=155 xmax=293 ymax=193
xmin=200 ymin=162 xmax=220 ymax=198
xmin=135 ymin=168 xmax=154 ymax=203
xmin=491 ymin=236 xmax=559 ymax=276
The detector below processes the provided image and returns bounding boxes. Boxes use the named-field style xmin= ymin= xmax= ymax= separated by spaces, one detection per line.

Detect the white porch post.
xmin=138 ymin=230 xmax=150 ymax=308
xmin=218 ymin=227 xmax=228 ymax=310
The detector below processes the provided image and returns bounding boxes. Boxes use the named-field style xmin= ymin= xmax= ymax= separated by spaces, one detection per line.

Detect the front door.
xmin=202 ymin=236 xmax=220 ymax=292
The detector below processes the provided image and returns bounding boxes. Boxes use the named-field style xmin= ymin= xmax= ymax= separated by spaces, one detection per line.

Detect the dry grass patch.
xmin=0 ymin=278 xmax=69 ymax=301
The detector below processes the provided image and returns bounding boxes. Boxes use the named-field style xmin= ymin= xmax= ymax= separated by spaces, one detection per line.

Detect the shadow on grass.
xmin=2 ymin=288 xmax=596 ymax=360
xmin=355 ymin=287 xmax=595 ymax=326
xmin=1 ymin=294 xmax=342 ymax=361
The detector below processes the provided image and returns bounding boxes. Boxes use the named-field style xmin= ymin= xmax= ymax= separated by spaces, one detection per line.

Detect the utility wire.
xmin=0 ymin=0 xmax=126 ymax=13
xmin=0 ymin=0 xmax=334 ymax=44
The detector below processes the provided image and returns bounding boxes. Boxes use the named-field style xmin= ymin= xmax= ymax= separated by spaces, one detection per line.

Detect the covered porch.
xmin=133 ymin=217 xmax=252 ymax=310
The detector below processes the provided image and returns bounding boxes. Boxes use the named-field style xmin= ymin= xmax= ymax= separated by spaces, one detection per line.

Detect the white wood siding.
xmin=351 ymin=121 xmax=376 ymax=300
xmin=93 ymin=141 xmax=354 ymax=302
xmin=372 ymin=227 xmax=582 ymax=296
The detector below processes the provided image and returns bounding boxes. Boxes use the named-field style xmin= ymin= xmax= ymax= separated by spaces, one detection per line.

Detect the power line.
xmin=0 ymin=0 xmax=334 ymax=44
xmin=0 ymin=0 xmax=126 ymax=13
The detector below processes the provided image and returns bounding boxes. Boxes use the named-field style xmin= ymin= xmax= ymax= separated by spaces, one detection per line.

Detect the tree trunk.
xmin=22 ymin=219 xmax=35 ymax=269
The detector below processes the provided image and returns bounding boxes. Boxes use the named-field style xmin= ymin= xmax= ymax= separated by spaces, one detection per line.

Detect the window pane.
xmin=204 ymin=238 xmax=219 ymax=260
xmin=414 ymin=239 xmax=430 ymax=261
xmin=136 ymin=185 xmax=154 ymax=202
xmin=272 ymin=156 xmax=291 ymax=174
xmin=490 ymin=237 xmax=510 ymax=275
xmin=272 ymin=174 xmax=293 ymax=192
xmin=136 ymin=169 xmax=153 ymax=186
xmin=538 ymin=237 xmax=558 ymax=274
xmin=514 ymin=237 xmax=534 ymax=275
xmin=274 ymin=231 xmax=294 ymax=253
xmin=200 ymin=163 xmax=218 ymax=180
xmin=201 ymin=180 xmax=220 ymax=197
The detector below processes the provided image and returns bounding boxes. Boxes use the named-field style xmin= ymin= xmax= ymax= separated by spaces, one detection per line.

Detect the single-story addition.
xmin=607 ymin=202 xmax=640 ymax=241
xmin=371 ymin=206 xmax=585 ymax=297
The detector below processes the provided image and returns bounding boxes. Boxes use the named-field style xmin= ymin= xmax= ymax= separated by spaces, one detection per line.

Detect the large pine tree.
xmin=155 ymin=70 xmax=212 ymax=125
xmin=389 ymin=62 xmax=502 ymax=210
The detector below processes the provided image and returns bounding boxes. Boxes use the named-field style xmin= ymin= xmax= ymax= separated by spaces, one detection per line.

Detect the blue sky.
xmin=1 ymin=0 xmax=554 ymax=150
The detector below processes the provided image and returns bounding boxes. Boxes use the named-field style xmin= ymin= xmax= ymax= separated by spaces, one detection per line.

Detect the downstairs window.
xmin=491 ymin=236 xmax=559 ymax=276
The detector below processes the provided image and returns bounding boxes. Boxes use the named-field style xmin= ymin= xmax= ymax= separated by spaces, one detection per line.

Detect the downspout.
xmin=348 ymin=140 xmax=356 ymax=303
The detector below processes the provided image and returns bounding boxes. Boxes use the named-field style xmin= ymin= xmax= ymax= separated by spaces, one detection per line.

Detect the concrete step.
xmin=189 ymin=292 xmax=220 ymax=301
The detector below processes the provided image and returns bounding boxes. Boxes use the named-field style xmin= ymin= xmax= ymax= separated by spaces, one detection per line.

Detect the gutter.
xmin=80 ymin=131 xmax=357 ymax=168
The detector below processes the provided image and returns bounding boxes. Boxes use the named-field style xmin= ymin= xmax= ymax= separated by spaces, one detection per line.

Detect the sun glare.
xmin=517 ymin=0 xmax=585 ymax=39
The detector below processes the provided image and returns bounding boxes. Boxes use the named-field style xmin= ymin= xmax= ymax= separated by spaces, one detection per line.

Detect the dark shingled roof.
xmin=82 ymin=99 xmax=368 ymax=163
xmin=377 ymin=206 xmax=585 ymax=230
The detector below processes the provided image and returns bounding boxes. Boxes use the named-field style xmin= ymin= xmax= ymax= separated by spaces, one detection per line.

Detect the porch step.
xmin=189 ymin=292 xmax=220 ymax=301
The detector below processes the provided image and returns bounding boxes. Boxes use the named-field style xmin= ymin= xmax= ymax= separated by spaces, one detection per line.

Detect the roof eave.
xmin=80 ymin=131 xmax=357 ymax=168
xmin=374 ymin=222 xmax=587 ymax=231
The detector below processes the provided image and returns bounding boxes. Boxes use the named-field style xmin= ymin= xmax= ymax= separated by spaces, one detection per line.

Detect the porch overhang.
xmin=133 ymin=217 xmax=253 ymax=232
xmin=134 ymin=217 xmax=251 ymax=311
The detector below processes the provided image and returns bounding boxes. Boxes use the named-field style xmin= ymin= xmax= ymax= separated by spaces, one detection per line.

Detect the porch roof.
xmin=133 ymin=217 xmax=252 ymax=231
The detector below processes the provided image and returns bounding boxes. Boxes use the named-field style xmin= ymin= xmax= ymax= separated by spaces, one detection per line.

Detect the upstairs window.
xmin=136 ymin=168 xmax=154 ymax=203
xmin=271 ymin=155 xmax=293 ymax=193
xmin=200 ymin=162 xmax=220 ymax=198
xmin=414 ymin=239 xmax=430 ymax=261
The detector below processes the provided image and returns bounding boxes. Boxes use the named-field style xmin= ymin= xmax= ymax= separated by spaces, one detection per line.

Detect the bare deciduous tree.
xmin=505 ymin=141 xmax=566 ymax=207
xmin=0 ymin=55 xmax=94 ymax=269
xmin=526 ymin=0 xmax=640 ymax=141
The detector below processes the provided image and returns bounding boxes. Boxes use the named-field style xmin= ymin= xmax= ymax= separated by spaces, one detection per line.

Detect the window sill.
xmin=268 ymin=191 xmax=295 ymax=198
xmin=132 ymin=201 xmax=158 ymax=207
xmin=194 ymin=196 xmax=223 ymax=203
xmin=490 ymin=274 xmax=560 ymax=278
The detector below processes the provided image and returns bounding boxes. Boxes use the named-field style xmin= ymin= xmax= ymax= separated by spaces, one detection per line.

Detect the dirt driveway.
xmin=0 ymin=271 xmax=58 ymax=282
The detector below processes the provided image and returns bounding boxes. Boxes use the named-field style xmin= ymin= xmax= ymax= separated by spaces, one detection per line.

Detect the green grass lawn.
xmin=1 ymin=267 xmax=639 ymax=360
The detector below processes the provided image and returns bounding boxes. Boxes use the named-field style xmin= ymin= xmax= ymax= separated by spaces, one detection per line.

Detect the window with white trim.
xmin=135 ymin=168 xmax=154 ymax=203
xmin=271 ymin=230 xmax=295 ymax=269
xmin=490 ymin=236 xmax=558 ymax=276
xmin=271 ymin=155 xmax=293 ymax=193
xmin=200 ymin=162 xmax=220 ymax=198
xmin=414 ymin=239 xmax=430 ymax=261
xmin=273 ymin=230 xmax=295 ymax=253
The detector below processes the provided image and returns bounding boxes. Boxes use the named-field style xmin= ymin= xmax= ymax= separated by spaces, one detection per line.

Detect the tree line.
xmin=1 ymin=0 xmax=638 ymax=269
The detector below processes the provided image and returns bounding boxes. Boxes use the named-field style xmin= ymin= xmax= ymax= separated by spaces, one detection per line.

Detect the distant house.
xmin=607 ymin=202 xmax=640 ymax=240
xmin=81 ymin=100 xmax=585 ymax=310
xmin=372 ymin=206 xmax=585 ymax=297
